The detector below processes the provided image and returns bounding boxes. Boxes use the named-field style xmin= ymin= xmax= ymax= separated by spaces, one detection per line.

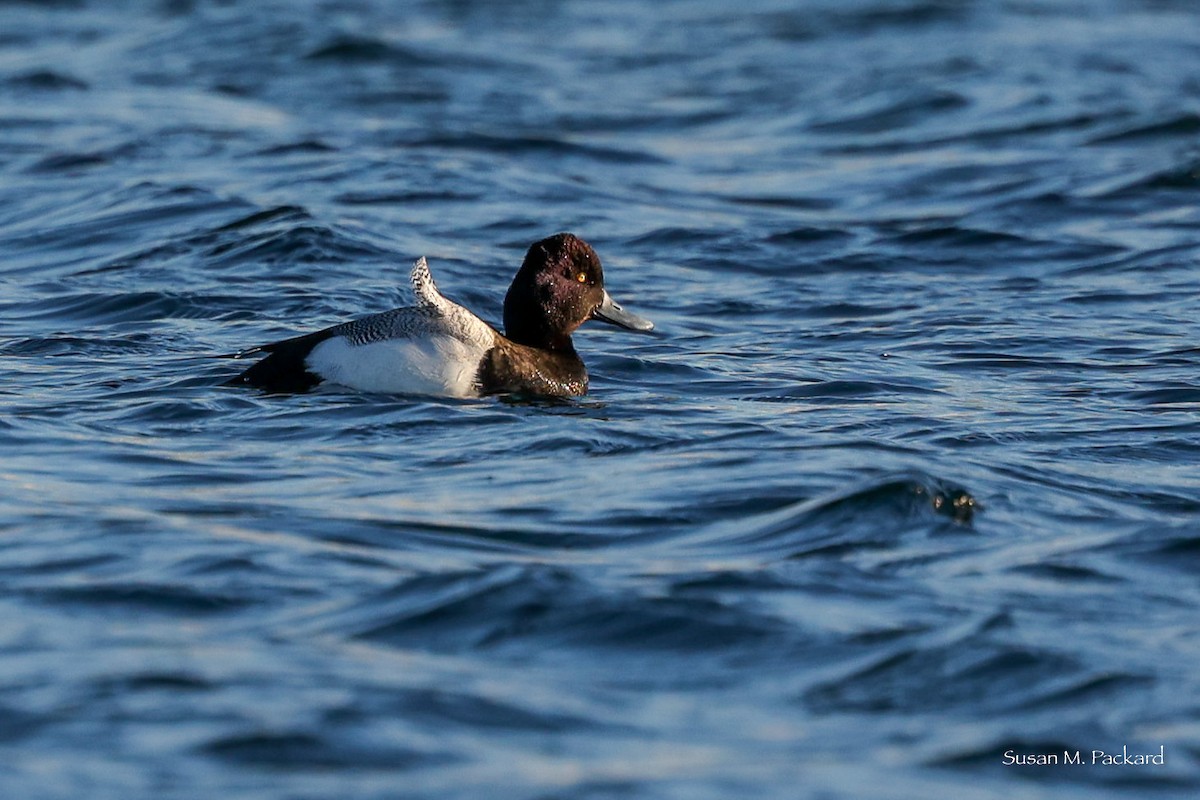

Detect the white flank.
xmin=301 ymin=258 xmax=498 ymax=398
xmin=305 ymin=333 xmax=487 ymax=398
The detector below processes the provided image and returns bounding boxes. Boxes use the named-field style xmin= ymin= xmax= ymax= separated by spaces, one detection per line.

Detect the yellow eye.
xmin=576 ymin=273 xmax=587 ymax=283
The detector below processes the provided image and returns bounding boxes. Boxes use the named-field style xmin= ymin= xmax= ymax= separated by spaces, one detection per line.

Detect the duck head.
xmin=503 ymin=233 xmax=654 ymax=351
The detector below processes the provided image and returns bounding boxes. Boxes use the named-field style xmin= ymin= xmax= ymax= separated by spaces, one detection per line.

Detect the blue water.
xmin=2 ymin=1 xmax=1199 ymax=797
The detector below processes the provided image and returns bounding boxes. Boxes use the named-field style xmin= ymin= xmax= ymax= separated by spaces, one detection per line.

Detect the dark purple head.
xmin=503 ymin=233 xmax=653 ymax=351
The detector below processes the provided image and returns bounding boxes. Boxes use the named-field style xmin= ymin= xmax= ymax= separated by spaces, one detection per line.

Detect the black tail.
xmin=222 ymin=329 xmax=333 ymax=393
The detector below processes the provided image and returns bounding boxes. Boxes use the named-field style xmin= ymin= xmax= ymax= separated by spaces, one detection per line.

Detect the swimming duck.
xmin=224 ymin=233 xmax=653 ymax=397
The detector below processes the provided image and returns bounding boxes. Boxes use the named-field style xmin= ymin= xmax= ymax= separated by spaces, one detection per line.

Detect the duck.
xmin=223 ymin=233 xmax=654 ymax=397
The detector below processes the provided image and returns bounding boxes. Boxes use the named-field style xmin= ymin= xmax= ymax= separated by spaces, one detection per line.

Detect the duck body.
xmin=225 ymin=233 xmax=652 ymax=398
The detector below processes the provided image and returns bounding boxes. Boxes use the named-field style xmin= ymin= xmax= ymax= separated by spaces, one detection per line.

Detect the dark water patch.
xmin=1123 ymin=386 xmax=1200 ymax=408
xmin=749 ymin=380 xmax=939 ymax=403
xmin=340 ymin=686 xmax=604 ymax=735
xmin=1 ymin=291 xmax=254 ymax=326
xmin=204 ymin=220 xmax=391 ymax=271
xmin=95 ymin=671 xmax=213 ymax=693
xmin=202 ymin=730 xmax=447 ymax=770
xmin=304 ymin=34 xmax=439 ymax=66
xmin=103 ymin=398 xmax=230 ymax=428
xmin=2 ymin=69 xmax=88 ymax=91
xmin=940 ymin=350 xmax=1073 ymax=371
xmin=765 ymin=2 xmax=972 ymax=41
xmin=120 ymin=671 xmax=212 ymax=690
xmin=830 ymin=0 xmax=972 ymax=33
xmin=810 ymin=89 xmax=970 ymax=135
xmin=666 ymin=569 xmax=795 ymax=595
xmin=0 ymin=704 xmax=47 ymax=744
xmin=211 ymin=205 xmax=311 ymax=233
xmin=1096 ymin=157 xmax=1200 ymax=197
xmin=305 ymin=515 xmax=576 ymax=557
xmin=805 ymin=639 xmax=1079 ymax=714
xmin=990 ymin=460 xmax=1200 ymax=520
xmin=1016 ymin=672 xmax=1157 ymax=711
xmin=0 ymin=182 xmax=247 ymax=270
xmin=175 ymin=554 xmax=279 ymax=578
xmin=827 ymin=111 xmax=1111 ymax=155
xmin=628 ymin=227 xmax=727 ymax=247
xmin=887 ymin=225 xmax=1041 ymax=249
xmin=26 ymin=145 xmax=138 ymax=174
xmin=885 ymin=224 xmax=1124 ymax=267
xmin=347 ymin=565 xmax=786 ymax=655
xmin=405 ymin=132 xmax=666 ymax=165
xmin=0 ymin=333 xmax=160 ymax=356
xmin=350 ymin=86 xmax=452 ymax=105
xmin=210 ymin=80 xmax=257 ymax=97
xmin=1062 ymin=289 xmax=1174 ymax=305
xmin=513 ymin=429 xmax=676 ymax=458
xmin=0 ymin=553 xmax=119 ymax=577
xmin=803 ymin=301 xmax=916 ymax=319
xmin=1155 ymin=345 xmax=1200 ymax=364
xmin=31 ymin=582 xmax=257 ymax=615
xmin=808 ymin=252 xmax=908 ymax=274
xmin=1011 ymin=563 xmax=1122 ymax=584
xmin=1126 ymin=531 xmax=1200 ymax=571
xmin=557 ymin=107 xmax=733 ymax=134
xmin=765 ymin=226 xmax=855 ymax=245
xmin=1092 ymin=345 xmax=1151 ymax=358
xmin=1080 ymin=434 xmax=1200 ymax=465
xmin=722 ymin=194 xmax=838 ymax=211
xmin=685 ymin=474 xmax=978 ymax=561
xmin=334 ymin=188 xmax=482 ymax=205
xmin=252 ymin=139 xmax=337 ymax=157
xmin=598 ymin=357 xmax=746 ymax=395
xmin=1087 ymin=113 xmax=1200 ymax=145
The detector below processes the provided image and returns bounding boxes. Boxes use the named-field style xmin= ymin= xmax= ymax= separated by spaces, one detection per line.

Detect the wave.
xmin=680 ymin=472 xmax=978 ymax=560
xmin=805 ymin=609 xmax=1152 ymax=716
xmin=1087 ymin=112 xmax=1200 ymax=145
xmin=30 ymin=582 xmax=253 ymax=615
xmin=405 ymin=132 xmax=667 ymax=165
xmin=323 ymin=564 xmax=787 ymax=655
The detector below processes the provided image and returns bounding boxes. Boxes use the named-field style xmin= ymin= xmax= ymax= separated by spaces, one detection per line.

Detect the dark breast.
xmin=476 ymin=338 xmax=589 ymax=397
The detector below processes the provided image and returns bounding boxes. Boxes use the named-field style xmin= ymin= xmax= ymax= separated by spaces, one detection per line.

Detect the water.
xmin=2 ymin=0 xmax=1199 ymax=797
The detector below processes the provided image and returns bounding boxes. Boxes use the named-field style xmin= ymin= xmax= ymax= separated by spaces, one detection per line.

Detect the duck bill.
xmin=592 ymin=290 xmax=654 ymax=332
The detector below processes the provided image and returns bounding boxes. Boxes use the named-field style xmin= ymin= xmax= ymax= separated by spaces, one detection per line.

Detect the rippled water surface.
xmin=3 ymin=1 xmax=1200 ymax=797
